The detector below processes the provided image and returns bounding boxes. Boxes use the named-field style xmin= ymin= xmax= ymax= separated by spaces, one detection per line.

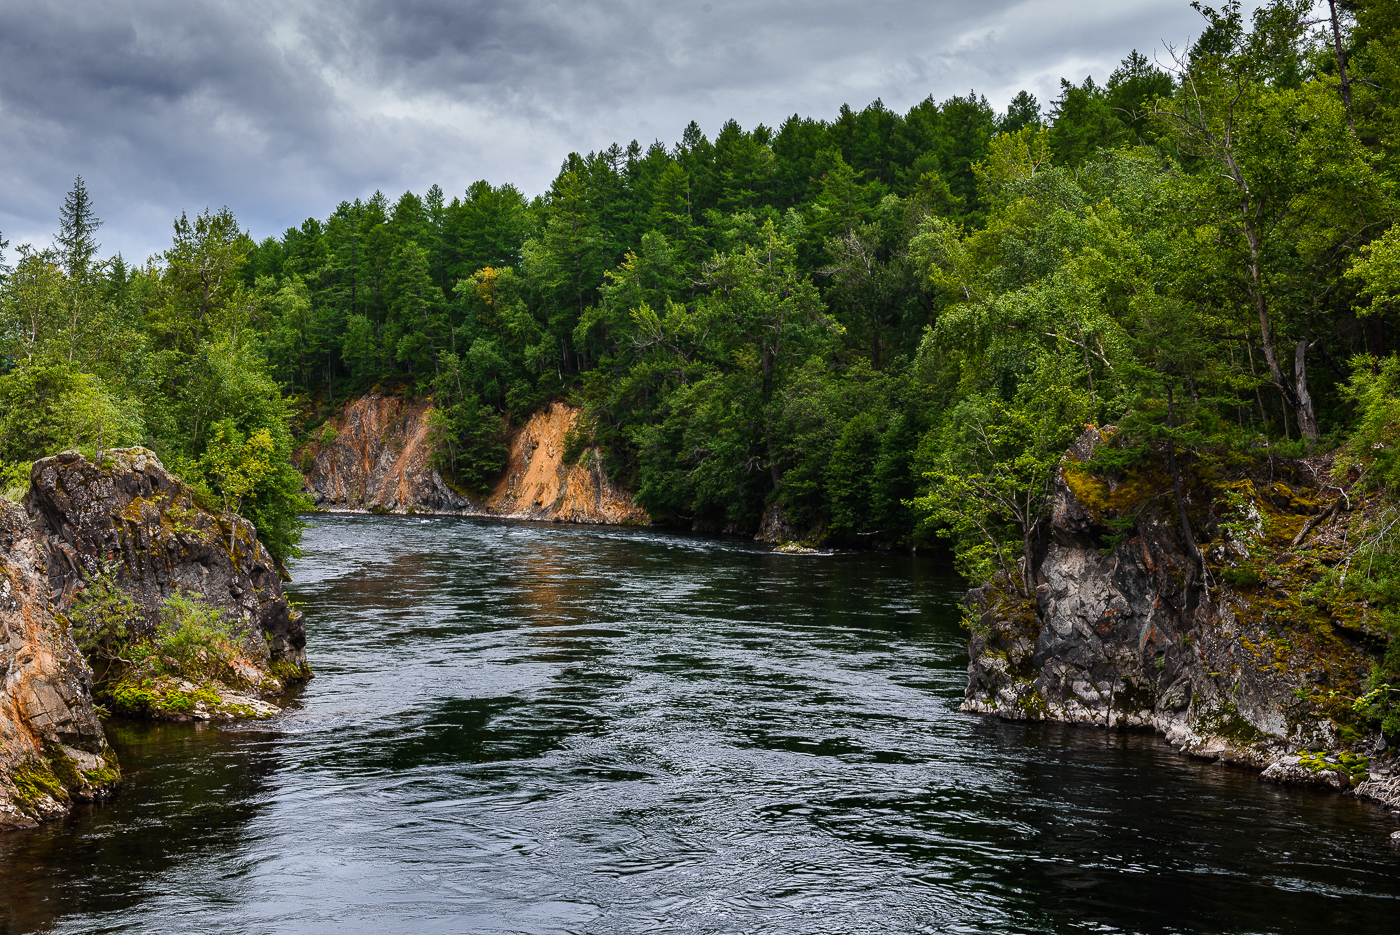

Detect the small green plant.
xmin=154 ymin=591 xmax=240 ymax=680
xmin=1354 ymin=668 xmax=1400 ymax=736
xmin=0 ymin=459 xmax=31 ymax=501
xmin=562 ymin=413 xmax=595 ymax=465
xmin=69 ymin=572 xmax=146 ymax=683
xmin=163 ymin=504 xmax=201 ymax=537
xmin=320 ymin=424 xmax=339 ymax=446
xmin=73 ymin=579 xmax=250 ymax=717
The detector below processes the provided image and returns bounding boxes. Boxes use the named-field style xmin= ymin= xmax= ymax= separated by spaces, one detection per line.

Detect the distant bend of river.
xmin=2 ymin=514 xmax=1399 ymax=934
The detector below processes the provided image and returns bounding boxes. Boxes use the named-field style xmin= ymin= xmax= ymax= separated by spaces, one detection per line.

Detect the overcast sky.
xmin=0 ymin=0 xmax=1245 ymax=262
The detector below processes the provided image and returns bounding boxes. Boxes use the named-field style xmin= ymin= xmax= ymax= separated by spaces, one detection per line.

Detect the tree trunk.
xmin=1165 ymin=386 xmax=1201 ymax=563
xmin=1327 ymin=0 xmax=1356 ymax=132
xmin=1294 ymin=338 xmax=1320 ymax=440
xmin=1243 ymin=221 xmax=1287 ymax=393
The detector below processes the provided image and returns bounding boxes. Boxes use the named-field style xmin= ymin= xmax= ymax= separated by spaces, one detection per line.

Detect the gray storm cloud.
xmin=0 ymin=0 xmax=1226 ymax=261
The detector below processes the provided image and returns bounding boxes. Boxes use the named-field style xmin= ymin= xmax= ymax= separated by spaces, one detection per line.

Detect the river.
xmin=1 ymin=514 xmax=1398 ymax=934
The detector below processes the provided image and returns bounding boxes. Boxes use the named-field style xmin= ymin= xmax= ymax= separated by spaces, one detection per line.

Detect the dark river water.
xmin=2 ymin=514 xmax=1399 ymax=934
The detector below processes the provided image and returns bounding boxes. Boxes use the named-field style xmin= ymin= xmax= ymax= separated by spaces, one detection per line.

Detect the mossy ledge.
xmin=964 ymin=426 xmax=1400 ymax=809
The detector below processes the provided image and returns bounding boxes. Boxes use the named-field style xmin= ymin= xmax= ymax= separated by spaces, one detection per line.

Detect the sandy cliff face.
xmin=302 ymin=396 xmax=648 ymax=525
xmin=964 ymin=427 xmax=1398 ymax=801
xmin=0 ymin=499 xmax=118 ymax=831
xmin=485 ymin=402 xmax=648 ymax=524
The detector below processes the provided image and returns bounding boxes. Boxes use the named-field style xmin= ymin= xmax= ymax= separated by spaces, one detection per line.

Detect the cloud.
xmin=0 ymin=0 xmax=1232 ymax=262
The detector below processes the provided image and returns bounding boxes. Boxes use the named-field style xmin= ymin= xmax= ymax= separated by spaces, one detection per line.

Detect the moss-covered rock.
xmin=964 ymin=427 xmax=1395 ymax=801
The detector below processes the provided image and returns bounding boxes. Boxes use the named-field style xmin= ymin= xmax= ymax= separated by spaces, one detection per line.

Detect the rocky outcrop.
xmin=25 ymin=449 xmax=309 ymax=697
xmin=485 ymin=402 xmax=647 ymax=525
xmin=0 ymin=498 xmax=119 ymax=831
xmin=964 ymin=426 xmax=1397 ymax=801
xmin=301 ymin=395 xmax=648 ymax=526
xmin=301 ymin=393 xmax=471 ymax=514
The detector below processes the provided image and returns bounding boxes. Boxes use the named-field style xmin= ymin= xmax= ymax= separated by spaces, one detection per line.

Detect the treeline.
xmin=224 ymin=38 xmax=1181 ymax=537
xmin=0 ymin=197 xmax=307 ymax=561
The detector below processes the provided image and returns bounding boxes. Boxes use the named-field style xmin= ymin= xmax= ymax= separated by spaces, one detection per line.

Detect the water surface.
xmin=2 ymin=514 xmax=1398 ymax=934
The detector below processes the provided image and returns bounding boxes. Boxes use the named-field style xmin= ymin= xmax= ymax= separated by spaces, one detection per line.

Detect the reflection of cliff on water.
xmin=0 ymin=720 xmax=282 ymax=932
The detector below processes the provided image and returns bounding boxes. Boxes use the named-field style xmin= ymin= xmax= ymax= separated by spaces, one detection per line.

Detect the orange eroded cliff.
xmin=485 ymin=402 xmax=648 ymax=524
xmin=302 ymin=393 xmax=472 ymax=514
xmin=301 ymin=395 xmax=647 ymax=525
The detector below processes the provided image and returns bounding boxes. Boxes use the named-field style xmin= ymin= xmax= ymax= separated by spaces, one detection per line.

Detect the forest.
xmin=2 ymin=1 xmax=1400 ymax=626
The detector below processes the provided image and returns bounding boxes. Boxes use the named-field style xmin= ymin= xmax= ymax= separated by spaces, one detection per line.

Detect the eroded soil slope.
xmin=302 ymin=396 xmax=647 ymax=525
xmin=301 ymin=393 xmax=469 ymax=514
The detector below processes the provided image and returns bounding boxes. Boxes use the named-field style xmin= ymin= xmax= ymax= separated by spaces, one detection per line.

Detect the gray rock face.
xmin=302 ymin=393 xmax=473 ymax=514
xmin=964 ymin=427 xmax=1379 ymax=779
xmin=24 ymin=448 xmax=308 ymax=679
xmin=0 ymin=498 xmax=118 ymax=831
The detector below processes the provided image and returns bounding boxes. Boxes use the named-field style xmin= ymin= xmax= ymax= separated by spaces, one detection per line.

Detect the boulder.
xmin=24 ymin=448 xmax=308 ymax=682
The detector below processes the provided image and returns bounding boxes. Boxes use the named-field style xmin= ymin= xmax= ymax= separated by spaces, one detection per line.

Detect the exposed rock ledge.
xmin=0 ymin=499 xmax=119 ymax=831
xmin=301 ymin=395 xmax=648 ymax=525
xmin=3 ymin=447 xmax=312 ymax=831
xmin=965 ymin=426 xmax=1399 ymax=808
xmin=26 ymin=448 xmax=309 ymax=684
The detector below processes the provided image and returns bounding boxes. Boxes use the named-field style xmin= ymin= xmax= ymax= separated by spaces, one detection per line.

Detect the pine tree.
xmin=57 ymin=176 xmax=101 ymax=279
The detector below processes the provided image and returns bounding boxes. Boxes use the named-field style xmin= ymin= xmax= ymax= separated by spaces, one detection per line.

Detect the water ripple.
xmin=1 ymin=514 xmax=1398 ymax=934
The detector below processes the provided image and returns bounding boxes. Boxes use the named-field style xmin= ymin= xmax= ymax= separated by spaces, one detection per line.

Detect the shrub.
xmin=69 ymin=572 xmax=146 ymax=683
xmin=155 ymin=590 xmax=240 ymax=680
xmin=0 ymin=459 xmax=31 ymax=501
xmin=72 ymin=579 xmax=246 ymax=707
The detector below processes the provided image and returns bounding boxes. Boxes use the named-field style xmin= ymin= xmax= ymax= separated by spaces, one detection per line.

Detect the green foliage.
xmin=74 ymin=583 xmax=249 ymax=718
xmin=1325 ymin=356 xmax=1400 ymax=732
xmin=0 ymin=360 xmax=143 ymax=464
xmin=912 ymin=374 xmax=1090 ymax=589
xmin=192 ymin=420 xmax=277 ymax=555
xmin=154 ymin=591 xmax=241 ymax=677
xmin=0 ymin=459 xmax=31 ymax=502
xmin=68 ymin=571 xmax=145 ymax=680
xmin=5 ymin=5 xmax=1400 ymax=608
xmin=426 ymin=351 xmax=508 ymax=494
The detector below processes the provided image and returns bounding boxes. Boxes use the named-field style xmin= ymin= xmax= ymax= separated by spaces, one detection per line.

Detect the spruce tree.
xmin=57 ymin=176 xmax=101 ymax=279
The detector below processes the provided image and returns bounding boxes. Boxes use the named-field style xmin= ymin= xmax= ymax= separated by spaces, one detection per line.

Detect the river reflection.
xmin=2 ymin=513 xmax=1399 ymax=934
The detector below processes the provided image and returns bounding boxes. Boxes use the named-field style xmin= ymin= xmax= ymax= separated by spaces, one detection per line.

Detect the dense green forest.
xmin=3 ymin=0 xmax=1400 ymax=589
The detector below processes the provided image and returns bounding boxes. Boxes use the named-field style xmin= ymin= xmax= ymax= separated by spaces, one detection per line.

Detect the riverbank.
xmin=0 ymin=448 xmax=310 ymax=829
xmin=298 ymin=395 xmax=648 ymax=526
